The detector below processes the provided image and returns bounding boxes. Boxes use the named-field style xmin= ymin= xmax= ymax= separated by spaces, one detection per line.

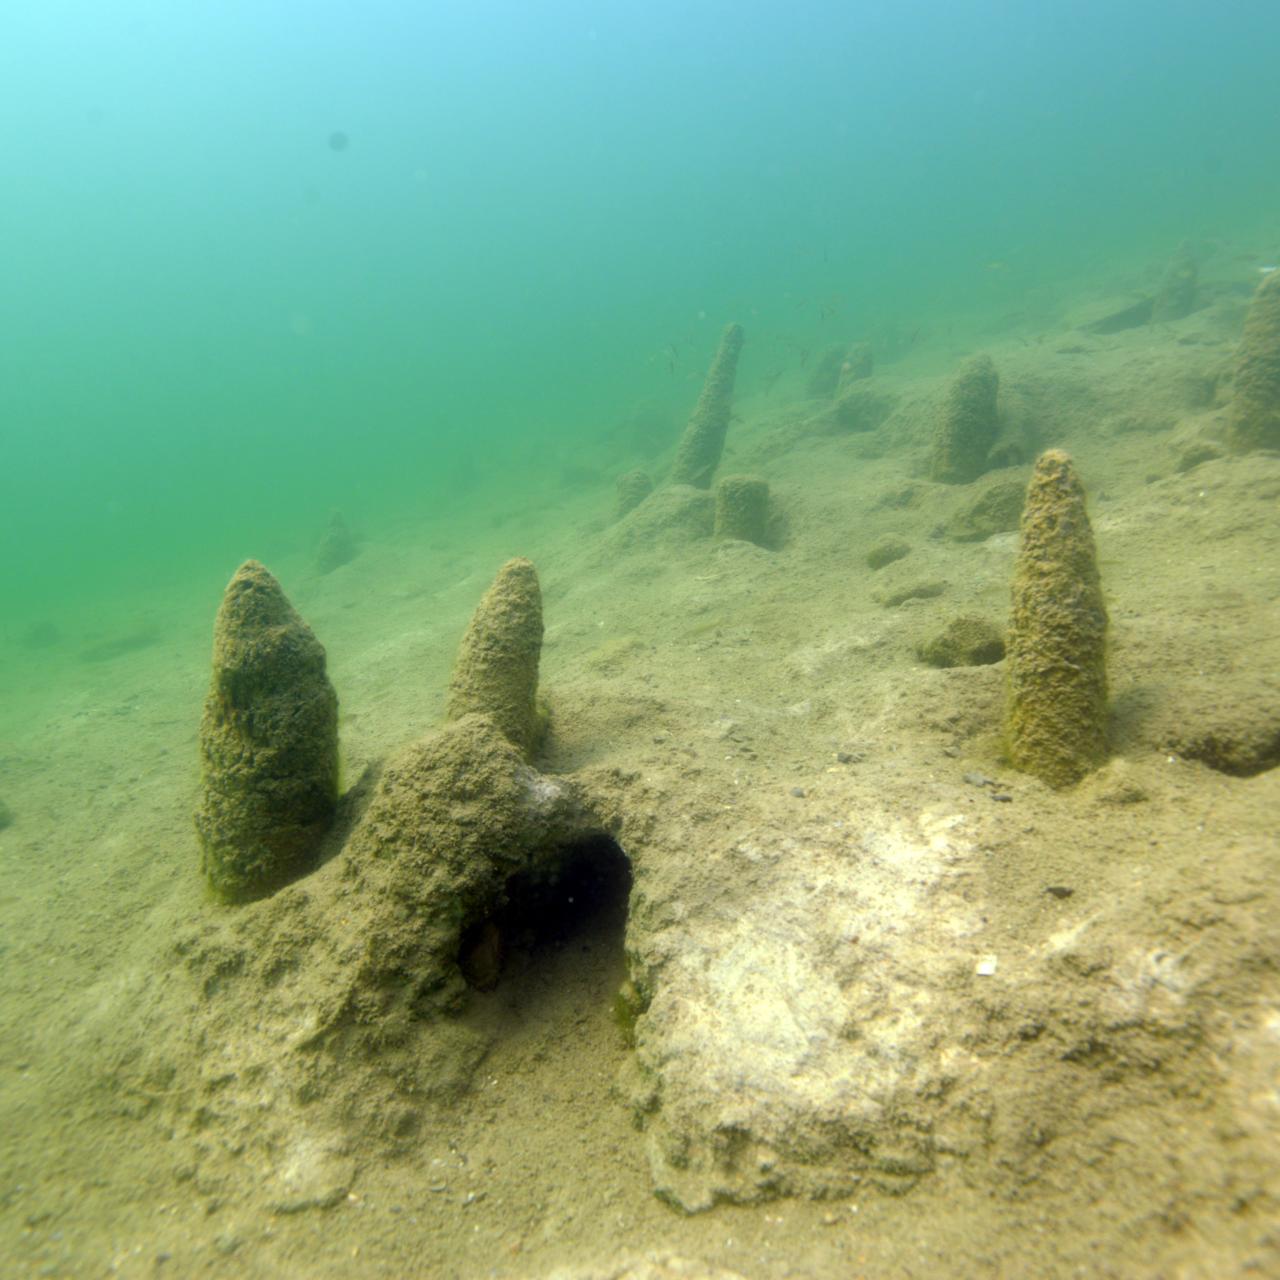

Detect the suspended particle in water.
xmin=328 ymin=130 xmax=350 ymax=153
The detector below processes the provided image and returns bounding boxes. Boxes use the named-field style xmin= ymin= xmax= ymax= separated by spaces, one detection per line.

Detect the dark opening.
xmin=458 ymin=835 xmax=632 ymax=992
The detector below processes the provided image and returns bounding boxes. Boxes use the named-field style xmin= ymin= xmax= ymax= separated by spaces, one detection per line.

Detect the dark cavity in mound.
xmin=458 ymin=835 xmax=632 ymax=992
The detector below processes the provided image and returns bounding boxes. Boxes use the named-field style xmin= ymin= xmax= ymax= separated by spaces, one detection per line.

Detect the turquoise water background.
xmin=2 ymin=0 xmax=1277 ymax=640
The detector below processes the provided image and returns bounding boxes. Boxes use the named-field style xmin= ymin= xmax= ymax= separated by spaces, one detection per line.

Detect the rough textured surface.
xmin=803 ymin=343 xmax=847 ymax=399
xmin=916 ymin=615 xmax=1005 ymax=668
xmin=446 ymin=557 xmax=545 ymax=758
xmin=339 ymin=718 xmax=604 ymax=1026
xmin=1160 ymin=677 xmax=1280 ymax=777
xmin=175 ymin=712 xmax=609 ymax=1214
xmin=600 ymin=484 xmax=715 ymax=557
xmin=825 ymin=380 xmax=896 ymax=434
xmin=171 ymin=566 xmax=620 ymax=1241
xmin=619 ymin=783 xmax=1280 ymax=1218
xmin=929 ymin=354 xmax=1000 ymax=484
xmin=804 ymin=341 xmax=874 ymax=401
xmin=615 ymin=469 xmax=655 ymax=521
xmin=546 ymin=1256 xmax=751 ymax=1280
xmin=1151 ymin=241 xmax=1198 ymax=322
xmin=713 ymin=475 xmax=770 ymax=545
xmin=943 ymin=473 xmax=1027 ymax=542
xmin=1227 ymin=271 xmax=1280 ymax=453
xmin=876 ymin=578 xmax=946 ymax=607
xmin=668 ymin=323 xmax=745 ymax=488
xmin=4 ymin=269 xmax=1280 ymax=1280
xmin=866 ymin=533 xmax=911 ymax=569
xmin=194 ymin=560 xmax=339 ymax=901
xmin=835 ymin=341 xmax=874 ymax=392
xmin=315 ymin=510 xmax=359 ymax=574
xmin=1005 ymin=451 xmax=1108 ymax=788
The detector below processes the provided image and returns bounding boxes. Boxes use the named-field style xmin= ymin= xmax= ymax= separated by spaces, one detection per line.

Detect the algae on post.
xmin=614 ymin=469 xmax=654 ymax=521
xmin=1226 ymin=271 xmax=1280 ymax=454
xmin=315 ymin=510 xmax=359 ymax=574
xmin=668 ymin=323 xmax=745 ymax=489
xmin=445 ymin=557 xmax=545 ymax=758
xmin=1004 ymin=450 xmax=1108 ymax=788
xmin=713 ymin=474 xmax=770 ymax=545
xmin=929 ymin=353 xmax=999 ymax=485
xmin=1151 ymin=240 xmax=1198 ymax=322
xmin=194 ymin=560 xmax=339 ymax=901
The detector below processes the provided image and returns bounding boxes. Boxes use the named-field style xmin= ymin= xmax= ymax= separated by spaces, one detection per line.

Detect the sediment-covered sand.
xmin=1 ymin=255 xmax=1277 ymax=1279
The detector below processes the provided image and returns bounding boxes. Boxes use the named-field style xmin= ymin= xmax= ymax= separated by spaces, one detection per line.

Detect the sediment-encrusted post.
xmin=614 ymin=469 xmax=654 ymax=521
xmin=195 ymin=560 xmax=339 ymax=901
xmin=713 ymin=474 xmax=770 ymax=545
xmin=668 ymin=323 xmax=745 ymax=489
xmin=315 ymin=510 xmax=359 ymax=574
xmin=1226 ymin=271 xmax=1280 ymax=453
xmin=1004 ymin=451 xmax=1108 ymax=788
xmin=445 ymin=557 xmax=545 ymax=758
xmin=1151 ymin=240 xmax=1198 ymax=322
xmin=929 ymin=353 xmax=999 ymax=484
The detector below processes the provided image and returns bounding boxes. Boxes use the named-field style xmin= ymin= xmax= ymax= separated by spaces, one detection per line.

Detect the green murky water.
xmin=3 ymin=0 xmax=1277 ymax=667
xmin=3 ymin=7 xmax=1280 ymax=1276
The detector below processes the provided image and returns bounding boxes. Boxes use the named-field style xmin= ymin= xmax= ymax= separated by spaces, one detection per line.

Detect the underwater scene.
xmin=2 ymin=1 xmax=1278 ymax=1276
